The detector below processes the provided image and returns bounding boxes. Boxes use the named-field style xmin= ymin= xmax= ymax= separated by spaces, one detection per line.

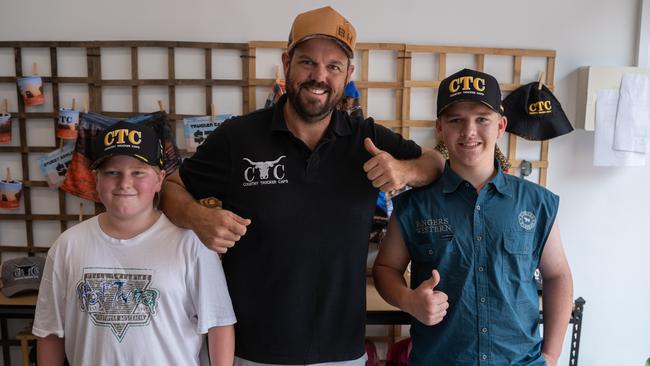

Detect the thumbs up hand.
xmin=406 ymin=269 xmax=449 ymax=326
xmin=363 ymin=138 xmax=409 ymax=193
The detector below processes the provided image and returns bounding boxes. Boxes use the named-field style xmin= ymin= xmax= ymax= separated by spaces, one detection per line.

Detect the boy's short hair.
xmin=91 ymin=121 xmax=163 ymax=170
xmin=437 ymin=68 xmax=503 ymax=117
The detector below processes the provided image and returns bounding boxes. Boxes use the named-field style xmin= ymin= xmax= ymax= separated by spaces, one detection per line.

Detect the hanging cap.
xmin=1 ymin=256 xmax=45 ymax=297
xmin=287 ymin=6 xmax=356 ymax=58
xmin=503 ymin=82 xmax=574 ymax=140
xmin=437 ymin=68 xmax=504 ymax=117
xmin=91 ymin=121 xmax=163 ymax=169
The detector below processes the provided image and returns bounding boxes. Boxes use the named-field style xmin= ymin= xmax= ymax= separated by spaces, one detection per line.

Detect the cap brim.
xmin=288 ymin=35 xmax=354 ymax=58
xmin=1 ymin=283 xmax=39 ymax=297
xmin=90 ymin=153 xmax=156 ymax=170
xmin=438 ymin=98 xmax=502 ymax=117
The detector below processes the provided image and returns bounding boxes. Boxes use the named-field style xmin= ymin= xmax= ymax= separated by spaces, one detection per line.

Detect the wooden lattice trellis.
xmin=0 ymin=40 xmax=555 ymax=258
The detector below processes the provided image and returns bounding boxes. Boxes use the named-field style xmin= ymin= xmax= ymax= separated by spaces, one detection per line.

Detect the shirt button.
xmin=428 ymin=249 xmax=433 ymax=255
xmin=476 ymin=236 xmax=482 ymax=241
xmin=480 ymin=297 xmax=486 ymax=303
xmin=481 ymin=354 xmax=488 ymax=360
xmin=481 ymin=327 xmax=488 ymax=333
xmin=478 ymin=266 xmax=484 ymax=272
xmin=475 ymin=205 xmax=480 ymax=211
xmin=465 ymin=183 xmax=470 ymax=187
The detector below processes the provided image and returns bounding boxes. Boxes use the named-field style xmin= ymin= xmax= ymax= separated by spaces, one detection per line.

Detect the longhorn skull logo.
xmin=243 ymin=155 xmax=286 ymax=180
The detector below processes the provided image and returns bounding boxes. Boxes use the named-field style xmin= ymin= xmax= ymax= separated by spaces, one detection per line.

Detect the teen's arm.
xmin=37 ymin=335 xmax=65 ymax=366
xmin=373 ymin=215 xmax=449 ymax=325
xmin=538 ymin=221 xmax=573 ymax=366
xmin=363 ymin=138 xmax=445 ymax=192
xmin=208 ymin=325 xmax=235 ymax=366
xmin=160 ymin=171 xmax=250 ymax=253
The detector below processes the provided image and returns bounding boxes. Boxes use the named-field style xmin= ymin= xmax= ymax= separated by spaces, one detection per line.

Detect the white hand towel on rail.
xmin=613 ymin=73 xmax=650 ymax=153
xmin=594 ymin=90 xmax=645 ymax=166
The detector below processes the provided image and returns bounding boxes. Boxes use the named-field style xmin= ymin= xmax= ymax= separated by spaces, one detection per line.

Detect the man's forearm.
xmin=404 ymin=147 xmax=445 ymax=187
xmin=541 ymin=272 xmax=574 ymax=360
xmin=160 ymin=179 xmax=206 ymax=230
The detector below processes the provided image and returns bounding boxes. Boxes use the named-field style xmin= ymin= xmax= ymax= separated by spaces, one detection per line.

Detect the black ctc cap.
xmin=91 ymin=121 xmax=163 ymax=169
xmin=437 ymin=68 xmax=504 ymax=117
xmin=503 ymin=82 xmax=574 ymax=141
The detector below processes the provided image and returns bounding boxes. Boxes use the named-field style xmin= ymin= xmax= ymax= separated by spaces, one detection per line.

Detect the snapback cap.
xmin=0 ymin=256 xmax=45 ymax=297
xmin=91 ymin=120 xmax=163 ymax=169
xmin=503 ymin=82 xmax=574 ymax=140
xmin=287 ymin=6 xmax=356 ymax=58
xmin=437 ymin=68 xmax=504 ymax=117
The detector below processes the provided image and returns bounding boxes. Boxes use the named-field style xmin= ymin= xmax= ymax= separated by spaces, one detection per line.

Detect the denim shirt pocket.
xmin=502 ymin=231 xmax=536 ymax=283
xmin=410 ymin=235 xmax=460 ymax=291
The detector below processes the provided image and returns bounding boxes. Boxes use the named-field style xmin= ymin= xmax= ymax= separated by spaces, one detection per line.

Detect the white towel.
xmin=594 ymin=90 xmax=646 ymax=166
xmin=613 ymin=73 xmax=650 ymax=153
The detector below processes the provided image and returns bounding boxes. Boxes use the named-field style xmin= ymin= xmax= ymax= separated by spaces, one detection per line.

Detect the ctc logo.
xmin=529 ymin=101 xmax=552 ymax=114
xmin=449 ymin=76 xmax=486 ymax=93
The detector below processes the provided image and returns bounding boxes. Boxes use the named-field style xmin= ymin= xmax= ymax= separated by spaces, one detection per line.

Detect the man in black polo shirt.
xmin=161 ymin=6 xmax=444 ymax=366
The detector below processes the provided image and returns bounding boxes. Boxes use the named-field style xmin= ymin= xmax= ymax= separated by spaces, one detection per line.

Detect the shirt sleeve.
xmin=187 ymin=233 xmax=236 ymax=334
xmin=369 ymin=119 xmax=422 ymax=160
xmin=32 ymin=243 xmax=65 ymax=338
xmin=179 ymin=122 xmax=232 ymax=200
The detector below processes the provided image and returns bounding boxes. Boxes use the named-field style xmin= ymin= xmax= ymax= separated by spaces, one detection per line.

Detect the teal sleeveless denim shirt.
xmin=393 ymin=162 xmax=558 ymax=365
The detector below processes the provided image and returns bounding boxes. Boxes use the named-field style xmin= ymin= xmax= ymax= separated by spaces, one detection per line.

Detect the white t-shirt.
xmin=33 ymin=214 xmax=236 ymax=366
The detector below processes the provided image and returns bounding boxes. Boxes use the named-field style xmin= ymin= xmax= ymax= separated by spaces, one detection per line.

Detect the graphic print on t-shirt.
xmin=76 ymin=268 xmax=159 ymax=342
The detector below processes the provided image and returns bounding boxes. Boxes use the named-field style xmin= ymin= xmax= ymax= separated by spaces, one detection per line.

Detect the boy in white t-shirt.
xmin=33 ymin=121 xmax=236 ymax=366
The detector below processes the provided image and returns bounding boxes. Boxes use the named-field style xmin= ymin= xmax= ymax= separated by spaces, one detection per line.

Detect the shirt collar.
xmin=441 ymin=159 xmax=513 ymax=197
xmin=270 ymin=94 xmax=352 ymax=137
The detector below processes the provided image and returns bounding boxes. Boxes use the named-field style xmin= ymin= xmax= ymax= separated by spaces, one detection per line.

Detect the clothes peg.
xmin=275 ymin=65 xmax=282 ymax=80
xmin=32 ymin=63 xmax=38 ymax=76
xmin=158 ymin=100 xmax=165 ymax=112
xmin=83 ymin=97 xmax=88 ymax=113
xmin=71 ymin=98 xmax=76 ymax=111
xmin=5 ymin=167 xmax=11 ymax=182
xmin=2 ymin=98 xmax=7 ymax=114
xmin=78 ymin=202 xmax=84 ymax=222
xmin=537 ymin=72 xmax=545 ymax=90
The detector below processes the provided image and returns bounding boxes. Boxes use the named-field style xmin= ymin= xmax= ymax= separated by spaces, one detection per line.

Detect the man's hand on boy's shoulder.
xmin=193 ymin=204 xmax=251 ymax=254
xmin=405 ymin=269 xmax=449 ymax=326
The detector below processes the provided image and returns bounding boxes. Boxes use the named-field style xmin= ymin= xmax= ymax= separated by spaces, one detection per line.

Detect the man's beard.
xmin=286 ymin=68 xmax=346 ymax=124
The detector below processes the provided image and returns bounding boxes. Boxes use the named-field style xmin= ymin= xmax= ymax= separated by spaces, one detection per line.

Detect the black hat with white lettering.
xmin=1 ymin=256 xmax=45 ymax=297
xmin=503 ymin=82 xmax=573 ymax=141
xmin=437 ymin=68 xmax=504 ymax=117
xmin=91 ymin=120 xmax=163 ymax=169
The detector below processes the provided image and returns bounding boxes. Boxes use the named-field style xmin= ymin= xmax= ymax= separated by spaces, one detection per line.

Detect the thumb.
xmin=429 ymin=269 xmax=440 ymax=289
xmin=364 ymin=137 xmax=383 ymax=156
xmin=232 ymin=213 xmax=252 ymax=226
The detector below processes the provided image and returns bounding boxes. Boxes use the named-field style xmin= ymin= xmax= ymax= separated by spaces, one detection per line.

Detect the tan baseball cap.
xmin=287 ymin=6 xmax=356 ymax=58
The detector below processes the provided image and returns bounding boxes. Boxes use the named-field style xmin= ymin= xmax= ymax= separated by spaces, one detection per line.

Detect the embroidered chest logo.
xmin=416 ymin=217 xmax=452 ymax=234
xmin=518 ymin=211 xmax=537 ymax=230
xmin=76 ymin=269 xmax=159 ymax=342
xmin=242 ymin=155 xmax=289 ymax=187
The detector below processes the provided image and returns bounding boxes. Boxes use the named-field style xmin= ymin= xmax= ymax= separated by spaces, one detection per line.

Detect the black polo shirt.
xmin=180 ymin=95 xmax=421 ymax=364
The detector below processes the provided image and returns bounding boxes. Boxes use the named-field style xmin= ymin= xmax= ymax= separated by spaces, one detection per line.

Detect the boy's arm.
xmin=373 ymin=215 xmax=449 ymax=326
xmin=364 ymin=139 xmax=445 ymax=192
xmin=37 ymin=335 xmax=65 ymax=366
xmin=538 ymin=221 xmax=574 ymax=366
xmin=208 ymin=325 xmax=235 ymax=366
